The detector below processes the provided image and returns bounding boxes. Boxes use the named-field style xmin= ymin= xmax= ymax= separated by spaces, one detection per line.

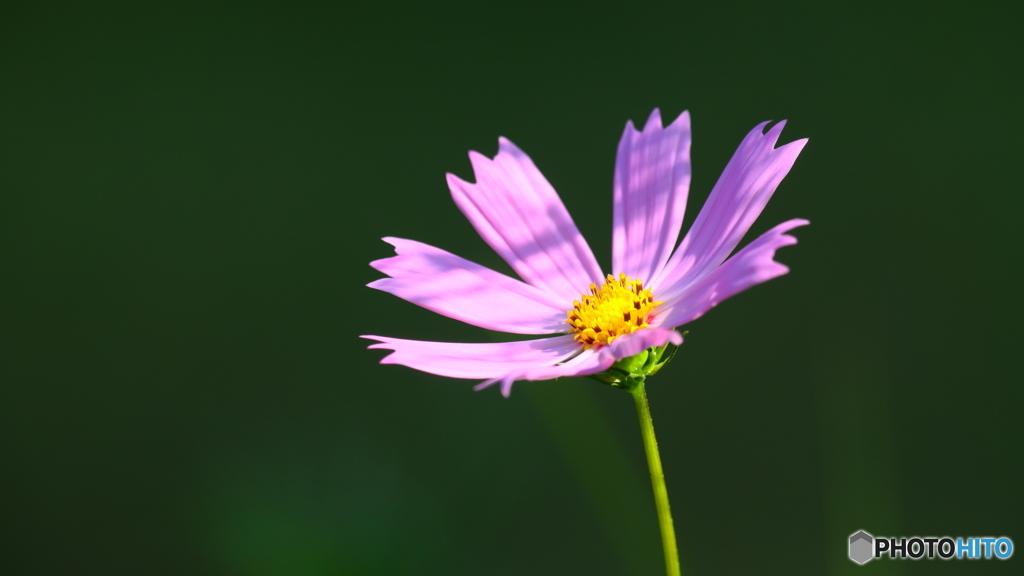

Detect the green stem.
xmin=630 ymin=378 xmax=680 ymax=576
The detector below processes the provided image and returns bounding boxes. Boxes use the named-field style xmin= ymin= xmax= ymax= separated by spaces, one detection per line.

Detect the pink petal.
xmin=651 ymin=121 xmax=807 ymax=301
xmin=362 ymin=334 xmax=581 ymax=381
xmin=599 ymin=326 xmax=685 ymax=361
xmin=369 ymin=237 xmax=569 ymax=334
xmin=613 ymin=109 xmax=692 ymax=283
xmin=475 ymin=347 xmax=608 ymax=397
xmin=652 ymin=219 xmax=808 ymax=329
xmin=477 ymin=326 xmax=684 ymax=397
xmin=447 ymin=138 xmax=604 ymax=304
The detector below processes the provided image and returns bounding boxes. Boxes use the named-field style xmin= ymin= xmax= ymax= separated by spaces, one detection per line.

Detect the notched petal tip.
xmin=761 ymin=121 xmax=811 ymax=153
xmin=474 ymin=378 xmax=499 ymax=392
xmin=360 ymin=335 xmax=390 ymax=347
xmin=494 ymin=137 xmax=531 ymax=163
xmin=466 ymin=149 xmax=489 ymax=167
xmin=781 ymin=137 xmax=809 ymax=156
xmin=643 ymin=108 xmax=663 ymax=130
xmin=361 ymin=336 xmax=401 ymax=365
xmin=777 ymin=218 xmax=811 ymax=234
xmin=634 ymin=108 xmax=689 ymax=132
xmin=497 ymin=136 xmax=519 ymax=153
xmin=758 ymin=120 xmax=789 ymax=148
xmin=367 ymin=237 xmax=402 ymax=270
xmin=669 ymin=109 xmax=691 ymax=129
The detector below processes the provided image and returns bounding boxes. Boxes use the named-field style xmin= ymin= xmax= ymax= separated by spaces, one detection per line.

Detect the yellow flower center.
xmin=567 ymin=273 xmax=659 ymax=349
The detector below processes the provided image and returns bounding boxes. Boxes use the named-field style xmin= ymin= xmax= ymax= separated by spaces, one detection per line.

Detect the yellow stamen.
xmin=567 ymin=273 xmax=659 ymax=348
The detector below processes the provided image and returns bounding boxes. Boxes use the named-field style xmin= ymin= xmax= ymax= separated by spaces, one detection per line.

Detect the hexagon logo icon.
xmin=849 ymin=531 xmax=874 ymax=564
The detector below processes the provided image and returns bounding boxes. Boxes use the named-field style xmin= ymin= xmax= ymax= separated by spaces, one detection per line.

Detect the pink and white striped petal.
xmin=613 ymin=109 xmax=692 ymax=283
xmin=361 ymin=334 xmax=582 ymax=381
xmin=447 ymin=137 xmax=604 ymax=304
xmin=651 ymin=122 xmax=806 ymax=302
xmin=369 ymin=238 xmax=569 ymax=334
xmin=652 ymin=219 xmax=808 ymax=329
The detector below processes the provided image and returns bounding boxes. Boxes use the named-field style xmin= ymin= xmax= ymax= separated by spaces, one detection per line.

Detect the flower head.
xmin=363 ymin=109 xmax=807 ymax=396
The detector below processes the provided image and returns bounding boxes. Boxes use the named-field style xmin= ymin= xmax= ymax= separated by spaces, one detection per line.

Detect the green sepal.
xmin=612 ymin=349 xmax=649 ymax=375
xmin=586 ymin=331 xmax=686 ymax=390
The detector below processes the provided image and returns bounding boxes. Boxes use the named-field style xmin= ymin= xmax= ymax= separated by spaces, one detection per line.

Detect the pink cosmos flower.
xmin=363 ymin=109 xmax=807 ymax=397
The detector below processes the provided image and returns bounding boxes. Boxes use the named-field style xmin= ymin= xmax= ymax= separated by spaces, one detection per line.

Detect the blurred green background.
xmin=2 ymin=2 xmax=1021 ymax=575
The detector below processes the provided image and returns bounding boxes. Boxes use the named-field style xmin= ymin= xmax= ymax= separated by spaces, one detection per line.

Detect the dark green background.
xmin=2 ymin=2 xmax=1021 ymax=575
